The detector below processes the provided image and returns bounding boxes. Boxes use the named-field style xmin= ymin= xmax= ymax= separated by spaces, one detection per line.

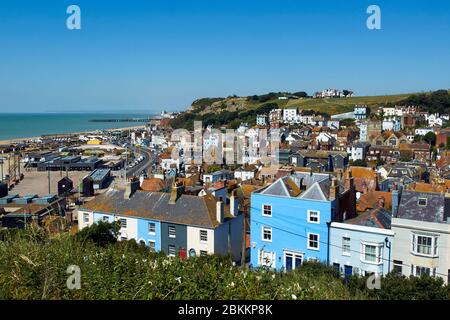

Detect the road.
xmin=126 ymin=147 xmax=158 ymax=178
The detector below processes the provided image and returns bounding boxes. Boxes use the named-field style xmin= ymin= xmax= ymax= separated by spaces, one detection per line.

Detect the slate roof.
xmin=395 ymin=190 xmax=448 ymax=223
xmin=256 ymin=172 xmax=346 ymax=201
xmin=81 ymin=188 xmax=233 ymax=228
xmin=346 ymin=207 xmax=391 ymax=229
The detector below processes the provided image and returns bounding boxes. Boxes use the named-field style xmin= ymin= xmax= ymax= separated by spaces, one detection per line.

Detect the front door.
xmin=284 ymin=251 xmax=303 ymax=271
xmin=344 ymin=265 xmax=353 ymax=277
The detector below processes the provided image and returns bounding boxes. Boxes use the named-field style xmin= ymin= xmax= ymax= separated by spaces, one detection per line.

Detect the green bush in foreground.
xmin=0 ymin=227 xmax=364 ymax=300
xmin=0 ymin=227 xmax=448 ymax=300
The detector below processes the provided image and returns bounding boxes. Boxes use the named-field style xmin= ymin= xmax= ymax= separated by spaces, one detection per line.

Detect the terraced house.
xmin=391 ymin=189 xmax=450 ymax=283
xmin=78 ymin=182 xmax=244 ymax=261
xmin=250 ymin=172 xmax=356 ymax=270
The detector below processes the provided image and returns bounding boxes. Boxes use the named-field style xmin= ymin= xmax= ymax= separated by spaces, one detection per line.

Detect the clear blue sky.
xmin=0 ymin=0 xmax=449 ymax=113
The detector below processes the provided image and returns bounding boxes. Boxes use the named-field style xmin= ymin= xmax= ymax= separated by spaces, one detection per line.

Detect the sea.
xmin=0 ymin=113 xmax=155 ymax=141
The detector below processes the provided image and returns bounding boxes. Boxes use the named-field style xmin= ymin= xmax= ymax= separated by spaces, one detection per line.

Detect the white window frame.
xmin=148 ymin=222 xmax=156 ymax=235
xmin=307 ymin=210 xmax=320 ymax=224
xmin=283 ymin=251 xmax=303 ymax=271
xmin=119 ymin=218 xmax=127 ymax=229
xmin=342 ymin=237 xmax=351 ymax=256
xmin=411 ymin=233 xmax=438 ymax=257
xmin=148 ymin=240 xmax=156 ymax=252
xmin=307 ymin=233 xmax=320 ymax=251
xmin=262 ymin=226 xmax=272 ymax=242
xmin=417 ymin=198 xmax=427 ymax=206
xmin=168 ymin=245 xmax=176 ymax=257
xmin=83 ymin=213 xmax=89 ymax=223
xmin=168 ymin=225 xmax=176 ymax=238
xmin=200 ymin=250 xmax=208 ymax=257
xmin=258 ymin=250 xmax=276 ymax=268
xmin=102 ymin=216 xmax=109 ymax=222
xmin=262 ymin=204 xmax=272 ymax=217
xmin=360 ymin=242 xmax=383 ymax=265
xmin=200 ymin=230 xmax=208 ymax=243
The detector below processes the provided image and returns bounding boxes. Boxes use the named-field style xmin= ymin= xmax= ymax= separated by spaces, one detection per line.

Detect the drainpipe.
xmin=385 ymin=237 xmax=391 ymax=274
xmin=326 ymin=221 xmax=331 ymax=265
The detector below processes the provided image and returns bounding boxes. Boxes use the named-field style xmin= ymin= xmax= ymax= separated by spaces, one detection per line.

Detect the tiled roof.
xmin=140 ymin=178 xmax=165 ymax=192
xmin=81 ymin=188 xmax=233 ymax=228
xmin=396 ymin=190 xmax=447 ymax=223
xmin=346 ymin=207 xmax=391 ymax=229
xmin=357 ymin=191 xmax=392 ymax=212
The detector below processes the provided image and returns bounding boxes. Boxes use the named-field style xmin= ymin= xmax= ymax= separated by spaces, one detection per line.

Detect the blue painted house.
xmin=250 ymin=172 xmax=356 ymax=270
xmin=330 ymin=207 xmax=394 ymax=277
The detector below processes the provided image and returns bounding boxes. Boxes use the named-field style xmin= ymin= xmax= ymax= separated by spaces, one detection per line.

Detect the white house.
xmin=415 ymin=128 xmax=434 ymax=136
xmin=391 ymin=190 xmax=450 ymax=283
xmin=283 ymin=108 xmax=297 ymax=124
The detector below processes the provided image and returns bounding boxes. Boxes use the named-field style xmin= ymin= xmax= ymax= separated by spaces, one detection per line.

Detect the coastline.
xmin=0 ymin=125 xmax=146 ymax=145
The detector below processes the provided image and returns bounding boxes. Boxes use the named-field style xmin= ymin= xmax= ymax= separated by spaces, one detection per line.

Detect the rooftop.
xmin=395 ymin=190 xmax=449 ymax=223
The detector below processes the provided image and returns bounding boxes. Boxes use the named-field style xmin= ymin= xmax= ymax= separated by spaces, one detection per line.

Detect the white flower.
xmin=256 ymin=276 xmax=261 ymax=281
xmin=291 ymin=294 xmax=297 ymax=300
xmin=175 ymin=277 xmax=182 ymax=284
xmin=230 ymin=282 xmax=235 ymax=287
xmin=271 ymin=274 xmax=276 ymax=279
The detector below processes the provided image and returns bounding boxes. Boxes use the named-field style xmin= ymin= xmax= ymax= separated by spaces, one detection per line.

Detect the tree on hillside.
xmin=351 ymin=160 xmax=368 ymax=167
xmin=423 ymin=132 xmax=436 ymax=146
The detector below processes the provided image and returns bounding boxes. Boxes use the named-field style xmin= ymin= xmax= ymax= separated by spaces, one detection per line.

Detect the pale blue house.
xmin=330 ymin=207 xmax=394 ymax=277
xmin=250 ymin=172 xmax=356 ymax=271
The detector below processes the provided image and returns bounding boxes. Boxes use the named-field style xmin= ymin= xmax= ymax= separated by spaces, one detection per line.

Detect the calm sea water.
xmin=0 ymin=113 xmax=154 ymax=141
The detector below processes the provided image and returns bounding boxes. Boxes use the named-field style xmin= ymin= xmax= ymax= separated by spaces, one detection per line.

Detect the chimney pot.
xmin=216 ymin=197 xmax=224 ymax=223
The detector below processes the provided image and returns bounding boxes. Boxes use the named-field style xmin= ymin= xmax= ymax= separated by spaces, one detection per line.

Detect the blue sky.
xmin=0 ymin=0 xmax=449 ymax=113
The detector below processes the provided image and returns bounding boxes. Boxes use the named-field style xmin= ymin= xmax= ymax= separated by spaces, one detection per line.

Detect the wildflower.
xmin=175 ymin=277 xmax=182 ymax=284
xmin=291 ymin=294 xmax=297 ymax=300
xmin=272 ymin=274 xmax=275 ymax=279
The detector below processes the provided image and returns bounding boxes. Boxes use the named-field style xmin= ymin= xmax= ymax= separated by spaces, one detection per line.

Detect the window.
xmin=284 ymin=251 xmax=303 ymax=271
xmin=149 ymin=241 xmax=156 ymax=252
xmin=139 ymin=240 xmax=146 ymax=246
xmin=412 ymin=265 xmax=433 ymax=277
xmin=412 ymin=234 xmax=438 ymax=257
xmin=361 ymin=243 xmax=382 ymax=264
xmin=119 ymin=218 xmax=127 ymax=228
xmin=258 ymin=250 xmax=276 ymax=268
xmin=393 ymin=260 xmax=403 ymax=276
xmin=307 ymin=233 xmax=319 ymax=250
xmin=200 ymin=230 xmax=208 ymax=242
xmin=262 ymin=205 xmax=272 ymax=217
xmin=148 ymin=222 xmax=156 ymax=235
xmin=342 ymin=237 xmax=351 ymax=255
xmin=364 ymin=245 xmax=377 ymax=262
xmin=168 ymin=245 xmax=176 ymax=257
xmin=200 ymin=250 xmax=208 ymax=257
xmin=417 ymin=198 xmax=427 ymax=206
xmin=262 ymin=226 xmax=272 ymax=242
xmin=308 ymin=210 xmax=320 ymax=224
xmin=83 ymin=213 xmax=89 ymax=223
xmin=168 ymin=225 xmax=176 ymax=238
xmin=120 ymin=236 xmax=128 ymax=241
xmin=102 ymin=216 xmax=109 ymax=222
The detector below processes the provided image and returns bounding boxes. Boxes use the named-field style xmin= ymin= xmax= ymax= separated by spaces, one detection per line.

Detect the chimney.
xmin=169 ymin=182 xmax=185 ymax=204
xmin=124 ymin=179 xmax=140 ymax=199
xmin=377 ymin=196 xmax=385 ymax=208
xmin=348 ymin=171 xmax=354 ymax=189
xmin=216 ymin=196 xmax=224 ymax=223
xmin=392 ymin=186 xmax=400 ymax=216
xmin=330 ymin=178 xmax=338 ymax=200
xmin=230 ymin=189 xmax=238 ymax=217
xmin=336 ymin=169 xmax=343 ymax=181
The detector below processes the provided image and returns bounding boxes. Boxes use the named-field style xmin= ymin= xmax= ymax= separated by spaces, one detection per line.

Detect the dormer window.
xmin=418 ymin=198 xmax=427 ymax=206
